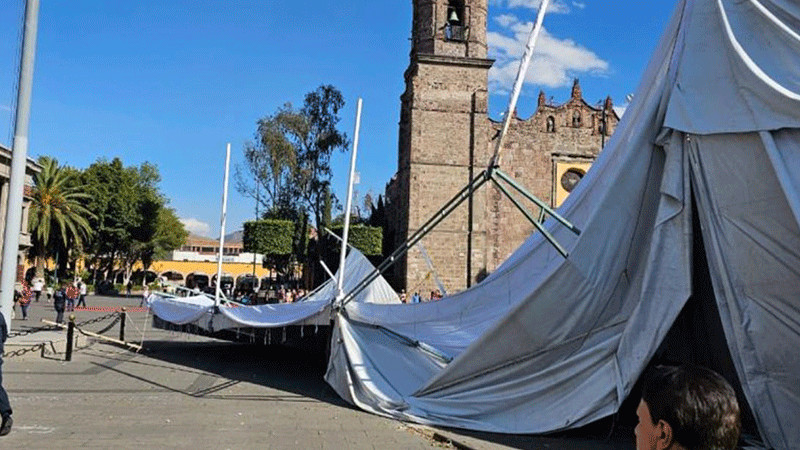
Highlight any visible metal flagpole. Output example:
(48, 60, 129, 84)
(488, 0, 550, 170)
(1, 0, 40, 322)
(335, 98, 362, 303)
(214, 143, 232, 308)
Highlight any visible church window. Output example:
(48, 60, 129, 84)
(546, 116, 556, 133)
(560, 168, 585, 193)
(572, 111, 582, 127)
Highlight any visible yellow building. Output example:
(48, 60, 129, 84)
(148, 234, 272, 284)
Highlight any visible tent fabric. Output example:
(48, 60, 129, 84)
(148, 249, 399, 331)
(325, 0, 800, 447)
(147, 294, 214, 326)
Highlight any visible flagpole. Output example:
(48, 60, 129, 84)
(335, 98, 363, 302)
(1, 0, 40, 322)
(214, 143, 231, 307)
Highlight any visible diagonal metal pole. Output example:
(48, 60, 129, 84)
(488, 0, 550, 171)
(489, 175, 568, 258)
(493, 168, 581, 235)
(339, 169, 490, 307)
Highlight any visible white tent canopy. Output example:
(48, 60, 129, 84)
(324, 0, 800, 447)
(148, 248, 399, 331)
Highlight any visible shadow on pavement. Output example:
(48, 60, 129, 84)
(109, 339, 349, 407)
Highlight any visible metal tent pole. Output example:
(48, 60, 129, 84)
(493, 168, 581, 235)
(489, 175, 568, 257)
(214, 143, 231, 308)
(335, 98, 363, 302)
(340, 169, 490, 307)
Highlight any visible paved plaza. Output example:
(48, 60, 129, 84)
(1, 294, 633, 449)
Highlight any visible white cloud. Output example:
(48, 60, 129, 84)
(572, 1, 586, 9)
(487, 15, 609, 94)
(613, 105, 627, 117)
(180, 217, 211, 237)
(0, 104, 11, 112)
(489, 0, 571, 14)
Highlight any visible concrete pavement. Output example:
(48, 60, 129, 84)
(1, 295, 634, 449)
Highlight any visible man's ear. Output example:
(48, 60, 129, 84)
(655, 419, 675, 450)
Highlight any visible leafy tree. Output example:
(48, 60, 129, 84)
(243, 219, 294, 278)
(138, 207, 188, 279)
(81, 158, 182, 284)
(28, 157, 94, 279)
(237, 85, 349, 285)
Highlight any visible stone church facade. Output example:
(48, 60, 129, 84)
(384, 0, 619, 294)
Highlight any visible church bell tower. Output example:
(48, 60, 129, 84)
(388, 0, 494, 293)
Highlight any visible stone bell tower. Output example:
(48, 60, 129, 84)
(386, 0, 495, 293)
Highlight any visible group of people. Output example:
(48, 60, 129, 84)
(400, 289, 444, 303)
(10, 279, 89, 324)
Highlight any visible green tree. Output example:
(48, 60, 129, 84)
(238, 85, 349, 285)
(81, 158, 179, 284)
(138, 207, 188, 279)
(28, 157, 94, 279)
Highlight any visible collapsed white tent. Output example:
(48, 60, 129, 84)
(148, 248, 399, 330)
(324, 0, 800, 447)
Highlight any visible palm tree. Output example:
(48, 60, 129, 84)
(28, 157, 94, 279)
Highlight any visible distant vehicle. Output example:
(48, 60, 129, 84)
(236, 274, 259, 294)
(185, 273, 210, 291)
(211, 273, 234, 295)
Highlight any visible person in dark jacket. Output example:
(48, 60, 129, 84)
(0, 312, 13, 436)
(53, 283, 67, 324)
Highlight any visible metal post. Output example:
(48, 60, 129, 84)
(341, 170, 490, 307)
(487, 0, 550, 169)
(467, 92, 476, 288)
(214, 144, 232, 308)
(490, 176, 568, 258)
(66, 314, 75, 361)
(0, 0, 40, 323)
(336, 98, 363, 302)
(493, 168, 581, 235)
(252, 180, 259, 277)
(119, 307, 126, 342)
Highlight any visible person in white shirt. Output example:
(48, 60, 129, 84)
(140, 285, 150, 307)
(76, 281, 88, 308)
(32, 277, 44, 302)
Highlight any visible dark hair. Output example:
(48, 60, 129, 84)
(641, 365, 741, 449)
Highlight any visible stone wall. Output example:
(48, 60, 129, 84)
(385, 0, 620, 295)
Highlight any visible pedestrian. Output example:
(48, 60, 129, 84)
(0, 311, 14, 436)
(45, 285, 53, 303)
(140, 285, 150, 307)
(635, 365, 740, 450)
(65, 282, 78, 312)
(399, 289, 407, 303)
(53, 283, 67, 324)
(18, 282, 32, 320)
(76, 281, 87, 308)
(412, 292, 421, 303)
(32, 277, 43, 302)
(126, 280, 132, 297)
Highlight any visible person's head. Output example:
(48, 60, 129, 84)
(635, 365, 740, 450)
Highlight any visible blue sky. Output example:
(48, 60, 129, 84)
(0, 0, 676, 237)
